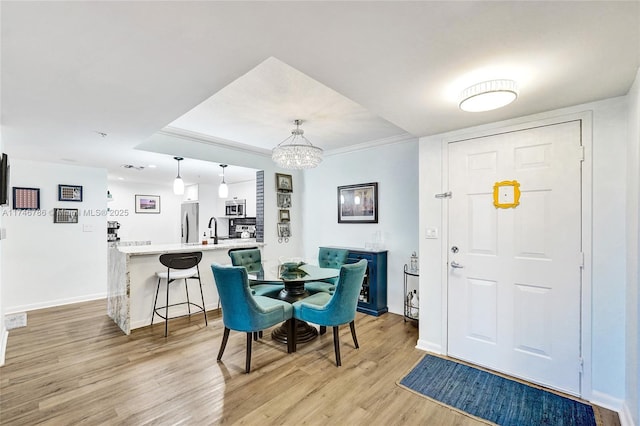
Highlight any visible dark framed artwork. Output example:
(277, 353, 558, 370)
(275, 173, 293, 192)
(279, 209, 290, 222)
(13, 187, 40, 210)
(0, 153, 9, 205)
(135, 194, 161, 214)
(53, 208, 79, 223)
(337, 182, 378, 224)
(58, 184, 83, 202)
(277, 192, 291, 208)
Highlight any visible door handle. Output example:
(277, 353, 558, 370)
(451, 261, 464, 269)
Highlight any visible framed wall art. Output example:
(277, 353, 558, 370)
(279, 209, 290, 222)
(275, 173, 293, 192)
(58, 184, 83, 202)
(53, 208, 79, 223)
(277, 192, 292, 209)
(13, 187, 40, 210)
(338, 182, 378, 224)
(135, 194, 161, 214)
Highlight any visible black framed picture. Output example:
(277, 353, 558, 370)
(58, 184, 83, 202)
(135, 194, 160, 214)
(53, 208, 79, 223)
(337, 182, 378, 223)
(13, 187, 40, 210)
(276, 173, 293, 192)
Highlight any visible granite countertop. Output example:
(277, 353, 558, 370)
(117, 239, 261, 255)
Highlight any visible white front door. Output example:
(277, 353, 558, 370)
(447, 120, 583, 395)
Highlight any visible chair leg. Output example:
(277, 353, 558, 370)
(349, 320, 359, 349)
(217, 327, 230, 361)
(320, 325, 327, 335)
(185, 278, 191, 315)
(253, 332, 259, 341)
(197, 275, 208, 326)
(333, 326, 341, 367)
(151, 277, 161, 326)
(164, 279, 170, 337)
(245, 332, 253, 373)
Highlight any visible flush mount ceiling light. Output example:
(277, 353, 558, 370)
(272, 119, 323, 170)
(459, 79, 519, 112)
(173, 157, 184, 195)
(218, 164, 229, 198)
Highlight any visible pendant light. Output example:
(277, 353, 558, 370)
(173, 157, 184, 195)
(272, 119, 323, 169)
(218, 164, 229, 198)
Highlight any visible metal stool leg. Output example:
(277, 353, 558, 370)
(151, 277, 161, 326)
(196, 269, 207, 326)
(164, 276, 170, 337)
(185, 278, 191, 315)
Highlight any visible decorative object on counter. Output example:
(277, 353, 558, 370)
(277, 222, 290, 243)
(278, 209, 290, 222)
(276, 192, 291, 208)
(12, 187, 40, 210)
(338, 182, 378, 223)
(173, 157, 184, 195)
(53, 208, 78, 223)
(403, 264, 419, 322)
(202, 232, 209, 245)
(364, 230, 384, 250)
(410, 251, 418, 272)
(135, 194, 160, 214)
(275, 173, 293, 192)
(279, 261, 308, 279)
(272, 119, 323, 169)
(218, 164, 229, 198)
(58, 184, 82, 202)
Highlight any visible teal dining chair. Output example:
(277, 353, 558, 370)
(211, 264, 295, 373)
(228, 247, 284, 298)
(292, 259, 367, 366)
(305, 247, 349, 294)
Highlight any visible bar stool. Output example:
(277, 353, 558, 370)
(151, 251, 207, 337)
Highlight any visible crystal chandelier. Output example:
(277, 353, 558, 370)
(272, 119, 323, 169)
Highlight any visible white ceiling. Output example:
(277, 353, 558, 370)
(2, 1, 639, 185)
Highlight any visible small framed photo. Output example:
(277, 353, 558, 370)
(58, 184, 83, 202)
(135, 194, 161, 214)
(338, 182, 378, 223)
(275, 173, 293, 192)
(277, 222, 291, 238)
(13, 187, 40, 210)
(279, 209, 290, 222)
(53, 208, 78, 223)
(277, 192, 291, 208)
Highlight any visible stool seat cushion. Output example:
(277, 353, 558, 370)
(156, 266, 198, 280)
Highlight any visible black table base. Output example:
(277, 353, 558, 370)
(272, 320, 318, 345)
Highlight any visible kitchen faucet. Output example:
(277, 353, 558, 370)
(208, 217, 218, 245)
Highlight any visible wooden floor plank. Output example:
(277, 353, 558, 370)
(0, 299, 620, 425)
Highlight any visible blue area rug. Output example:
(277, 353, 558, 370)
(399, 355, 596, 426)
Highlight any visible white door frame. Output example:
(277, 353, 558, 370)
(438, 111, 593, 399)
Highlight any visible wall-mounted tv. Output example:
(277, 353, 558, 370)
(0, 153, 9, 206)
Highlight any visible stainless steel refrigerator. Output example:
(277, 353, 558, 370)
(181, 202, 199, 244)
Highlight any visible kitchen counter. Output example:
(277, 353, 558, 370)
(107, 239, 262, 334)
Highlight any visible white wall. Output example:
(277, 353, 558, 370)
(301, 138, 420, 315)
(0, 123, 6, 366)
(625, 67, 640, 426)
(418, 97, 629, 407)
(2, 160, 107, 312)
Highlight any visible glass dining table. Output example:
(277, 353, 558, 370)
(247, 262, 339, 344)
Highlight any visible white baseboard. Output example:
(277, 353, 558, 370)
(5, 292, 107, 314)
(0, 327, 8, 367)
(416, 338, 442, 354)
(591, 390, 625, 417)
(619, 401, 636, 426)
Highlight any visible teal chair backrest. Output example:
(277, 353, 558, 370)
(211, 263, 284, 332)
(228, 248, 262, 273)
(318, 247, 349, 269)
(299, 259, 367, 327)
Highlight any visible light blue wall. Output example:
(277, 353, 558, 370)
(300, 138, 419, 315)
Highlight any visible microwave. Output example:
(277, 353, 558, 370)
(225, 199, 246, 217)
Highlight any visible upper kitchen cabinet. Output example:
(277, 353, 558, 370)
(183, 184, 199, 201)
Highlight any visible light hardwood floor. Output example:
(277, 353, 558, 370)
(1, 300, 620, 425)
